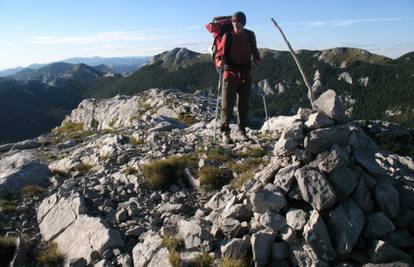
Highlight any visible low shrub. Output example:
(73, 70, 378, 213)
(142, 155, 196, 189)
(198, 167, 233, 190)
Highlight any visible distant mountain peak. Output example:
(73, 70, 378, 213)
(316, 47, 392, 68)
(150, 47, 202, 68)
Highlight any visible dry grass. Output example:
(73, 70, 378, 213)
(142, 155, 196, 189)
(220, 255, 248, 267)
(0, 200, 16, 213)
(177, 113, 199, 125)
(190, 253, 213, 267)
(123, 166, 139, 175)
(205, 146, 233, 163)
(52, 121, 93, 143)
(21, 185, 44, 198)
(169, 250, 181, 267)
(129, 136, 144, 145)
(232, 170, 254, 189)
(198, 167, 233, 190)
(162, 235, 185, 252)
(36, 242, 64, 266)
(76, 163, 94, 174)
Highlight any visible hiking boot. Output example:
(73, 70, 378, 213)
(236, 130, 250, 141)
(222, 132, 233, 145)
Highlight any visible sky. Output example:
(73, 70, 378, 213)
(0, 0, 413, 70)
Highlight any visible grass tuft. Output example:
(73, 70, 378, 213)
(162, 235, 185, 252)
(177, 113, 199, 125)
(190, 253, 214, 267)
(52, 121, 93, 143)
(169, 250, 181, 267)
(205, 146, 233, 163)
(36, 242, 64, 266)
(142, 155, 196, 190)
(198, 167, 233, 190)
(0, 200, 16, 213)
(220, 255, 248, 267)
(232, 170, 254, 189)
(21, 185, 44, 198)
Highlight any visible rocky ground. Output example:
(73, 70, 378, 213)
(0, 88, 413, 267)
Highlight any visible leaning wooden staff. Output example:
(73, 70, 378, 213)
(271, 18, 316, 110)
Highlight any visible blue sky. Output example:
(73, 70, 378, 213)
(0, 0, 413, 70)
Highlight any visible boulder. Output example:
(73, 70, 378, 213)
(364, 212, 395, 237)
(375, 181, 399, 219)
(147, 247, 172, 267)
(303, 210, 336, 261)
(327, 199, 365, 255)
(352, 178, 375, 213)
(295, 166, 336, 210)
(328, 167, 359, 201)
(177, 219, 213, 250)
(304, 125, 350, 154)
(286, 209, 308, 231)
(318, 144, 349, 174)
(305, 112, 335, 130)
(259, 211, 287, 232)
(132, 231, 163, 267)
(313, 89, 346, 123)
(369, 240, 412, 264)
(273, 138, 299, 156)
(384, 229, 414, 248)
(54, 215, 123, 265)
(249, 188, 287, 213)
(260, 115, 301, 133)
(274, 161, 300, 192)
(271, 242, 290, 261)
(254, 161, 281, 184)
(220, 238, 251, 258)
(251, 231, 275, 266)
(0, 151, 50, 198)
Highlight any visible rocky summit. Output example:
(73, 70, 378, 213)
(0, 88, 413, 267)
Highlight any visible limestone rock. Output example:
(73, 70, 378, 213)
(364, 212, 395, 237)
(305, 125, 350, 154)
(305, 112, 334, 130)
(132, 231, 162, 267)
(318, 144, 349, 174)
(303, 210, 336, 261)
(220, 238, 251, 258)
(375, 181, 399, 219)
(259, 211, 287, 232)
(369, 240, 412, 264)
(295, 166, 336, 210)
(177, 219, 213, 250)
(286, 209, 308, 231)
(274, 161, 300, 192)
(250, 188, 287, 213)
(251, 231, 275, 266)
(327, 199, 365, 255)
(0, 151, 50, 198)
(313, 89, 346, 123)
(328, 167, 359, 201)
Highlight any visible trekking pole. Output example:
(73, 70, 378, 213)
(270, 18, 315, 110)
(259, 85, 271, 132)
(213, 64, 224, 144)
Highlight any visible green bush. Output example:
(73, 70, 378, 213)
(198, 167, 233, 190)
(36, 242, 64, 266)
(142, 155, 196, 189)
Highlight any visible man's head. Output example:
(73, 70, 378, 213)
(232, 11, 246, 33)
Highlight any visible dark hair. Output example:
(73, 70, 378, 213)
(232, 11, 246, 26)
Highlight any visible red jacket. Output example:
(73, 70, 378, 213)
(222, 29, 260, 86)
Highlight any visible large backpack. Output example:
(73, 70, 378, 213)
(205, 16, 233, 68)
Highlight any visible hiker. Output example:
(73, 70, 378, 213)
(220, 11, 261, 144)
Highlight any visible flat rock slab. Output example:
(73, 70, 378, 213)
(0, 151, 50, 197)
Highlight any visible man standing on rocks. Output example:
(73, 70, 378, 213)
(220, 11, 261, 144)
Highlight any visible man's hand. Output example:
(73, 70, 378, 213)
(254, 58, 262, 64)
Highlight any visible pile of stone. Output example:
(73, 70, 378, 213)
(132, 89, 413, 266)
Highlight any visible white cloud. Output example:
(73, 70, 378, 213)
(32, 31, 166, 45)
(307, 17, 404, 27)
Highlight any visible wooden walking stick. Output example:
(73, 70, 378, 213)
(271, 18, 315, 110)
